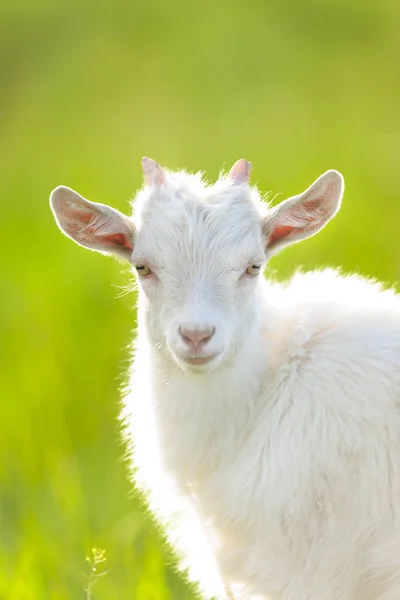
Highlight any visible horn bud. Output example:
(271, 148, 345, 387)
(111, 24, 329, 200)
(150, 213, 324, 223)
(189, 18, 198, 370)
(142, 157, 166, 187)
(229, 159, 252, 184)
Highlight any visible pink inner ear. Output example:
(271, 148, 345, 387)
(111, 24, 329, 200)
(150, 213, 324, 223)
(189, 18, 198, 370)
(73, 209, 92, 224)
(101, 232, 133, 249)
(268, 195, 325, 246)
(268, 224, 296, 246)
(63, 208, 92, 238)
(67, 207, 132, 250)
(302, 196, 324, 214)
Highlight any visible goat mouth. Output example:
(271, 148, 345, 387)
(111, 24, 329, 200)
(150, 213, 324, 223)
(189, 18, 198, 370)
(183, 355, 216, 365)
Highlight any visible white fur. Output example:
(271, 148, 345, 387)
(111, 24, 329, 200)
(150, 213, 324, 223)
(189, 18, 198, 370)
(50, 164, 400, 600)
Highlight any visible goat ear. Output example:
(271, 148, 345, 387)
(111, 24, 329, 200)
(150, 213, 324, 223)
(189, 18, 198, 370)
(142, 157, 166, 187)
(50, 186, 135, 260)
(262, 170, 344, 256)
(229, 159, 252, 184)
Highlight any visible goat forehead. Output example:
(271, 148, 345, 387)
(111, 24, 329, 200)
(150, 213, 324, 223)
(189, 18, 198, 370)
(135, 200, 262, 267)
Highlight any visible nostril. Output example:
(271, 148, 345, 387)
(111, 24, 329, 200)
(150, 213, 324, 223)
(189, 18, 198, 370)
(179, 326, 216, 347)
(179, 327, 192, 345)
(197, 327, 215, 345)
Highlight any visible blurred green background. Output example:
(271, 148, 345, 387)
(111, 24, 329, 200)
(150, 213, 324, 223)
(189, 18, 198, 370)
(1, 0, 400, 598)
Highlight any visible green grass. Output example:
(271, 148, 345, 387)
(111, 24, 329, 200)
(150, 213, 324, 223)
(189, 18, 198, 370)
(1, 0, 400, 597)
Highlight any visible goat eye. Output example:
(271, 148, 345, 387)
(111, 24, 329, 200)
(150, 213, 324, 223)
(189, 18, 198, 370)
(135, 264, 152, 277)
(246, 264, 261, 276)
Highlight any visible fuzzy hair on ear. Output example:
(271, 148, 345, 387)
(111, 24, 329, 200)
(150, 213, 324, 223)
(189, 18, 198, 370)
(263, 170, 344, 256)
(50, 186, 135, 260)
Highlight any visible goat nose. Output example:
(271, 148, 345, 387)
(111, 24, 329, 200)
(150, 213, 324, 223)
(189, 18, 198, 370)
(179, 326, 215, 349)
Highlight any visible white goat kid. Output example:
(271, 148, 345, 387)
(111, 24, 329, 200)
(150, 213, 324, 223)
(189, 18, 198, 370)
(50, 158, 400, 600)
